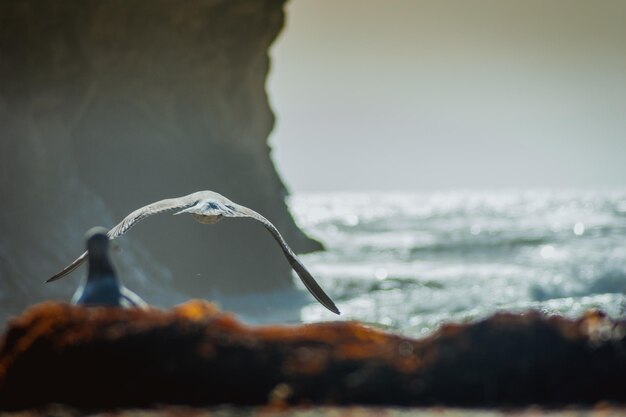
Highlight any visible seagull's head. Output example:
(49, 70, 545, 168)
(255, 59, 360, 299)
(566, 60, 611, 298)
(85, 227, 111, 258)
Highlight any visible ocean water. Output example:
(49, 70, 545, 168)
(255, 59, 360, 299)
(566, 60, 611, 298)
(289, 189, 626, 337)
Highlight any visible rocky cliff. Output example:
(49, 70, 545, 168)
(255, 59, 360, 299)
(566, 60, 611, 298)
(0, 0, 320, 318)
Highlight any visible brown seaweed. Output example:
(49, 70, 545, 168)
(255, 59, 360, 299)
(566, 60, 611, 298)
(1, 301, 625, 410)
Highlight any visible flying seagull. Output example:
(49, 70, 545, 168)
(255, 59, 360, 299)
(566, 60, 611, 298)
(48, 191, 340, 315)
(72, 226, 148, 308)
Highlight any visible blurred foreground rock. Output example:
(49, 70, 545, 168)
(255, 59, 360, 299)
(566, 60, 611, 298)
(1, 302, 626, 410)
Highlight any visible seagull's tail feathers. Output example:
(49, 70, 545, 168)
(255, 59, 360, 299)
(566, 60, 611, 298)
(46, 251, 88, 283)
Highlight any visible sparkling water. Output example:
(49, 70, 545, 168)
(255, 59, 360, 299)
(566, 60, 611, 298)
(290, 189, 626, 337)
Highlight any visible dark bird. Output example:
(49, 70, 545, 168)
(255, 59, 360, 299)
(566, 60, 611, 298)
(49, 191, 340, 314)
(72, 227, 147, 308)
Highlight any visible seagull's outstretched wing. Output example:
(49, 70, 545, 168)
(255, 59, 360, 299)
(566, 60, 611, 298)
(108, 197, 198, 239)
(176, 201, 341, 315)
(48, 251, 89, 283)
(46, 191, 340, 315)
(46, 196, 197, 283)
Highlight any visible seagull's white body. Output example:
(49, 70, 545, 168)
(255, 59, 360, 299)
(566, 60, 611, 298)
(73, 227, 148, 308)
(49, 191, 339, 314)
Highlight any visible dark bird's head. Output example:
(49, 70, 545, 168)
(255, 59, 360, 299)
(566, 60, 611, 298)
(85, 227, 111, 259)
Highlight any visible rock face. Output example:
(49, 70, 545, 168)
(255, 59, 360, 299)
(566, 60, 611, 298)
(0, 0, 320, 316)
(1, 303, 626, 409)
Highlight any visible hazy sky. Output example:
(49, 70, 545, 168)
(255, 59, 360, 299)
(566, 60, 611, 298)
(267, 0, 626, 192)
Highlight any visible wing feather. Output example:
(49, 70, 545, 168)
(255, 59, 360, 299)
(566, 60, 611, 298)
(227, 204, 340, 315)
(108, 197, 196, 238)
(46, 196, 197, 283)
(47, 191, 340, 315)
(46, 251, 88, 283)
